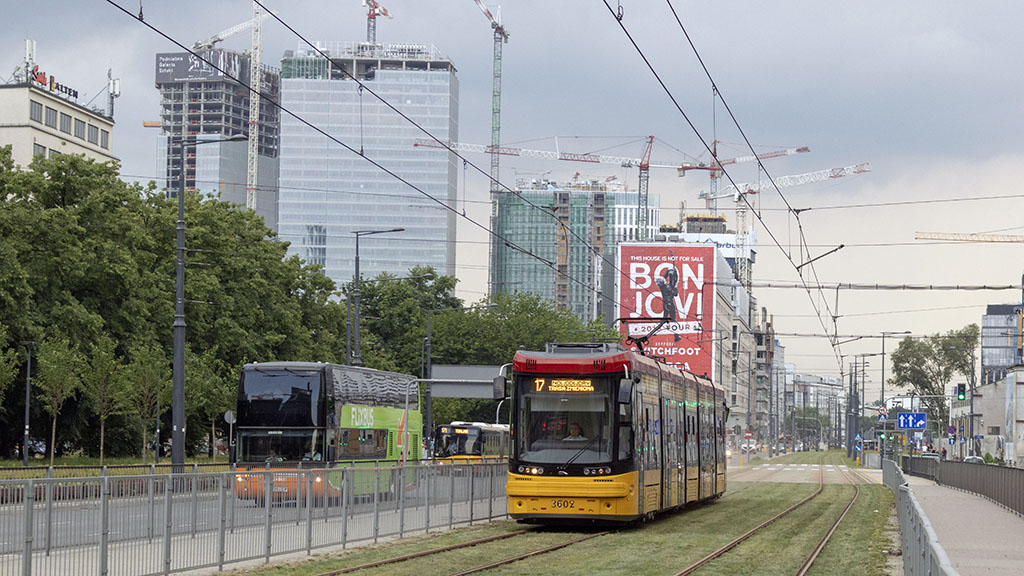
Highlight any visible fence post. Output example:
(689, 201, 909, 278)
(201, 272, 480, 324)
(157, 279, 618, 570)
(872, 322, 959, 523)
(217, 473, 226, 571)
(399, 466, 405, 538)
(425, 466, 431, 533)
(190, 468, 198, 537)
(100, 476, 110, 576)
(488, 464, 494, 519)
(147, 475, 155, 540)
(163, 477, 173, 576)
(373, 466, 380, 544)
(44, 474, 53, 555)
(305, 473, 313, 555)
(264, 471, 272, 564)
(22, 479, 34, 576)
(341, 469, 349, 549)
(469, 465, 476, 525)
(448, 466, 454, 529)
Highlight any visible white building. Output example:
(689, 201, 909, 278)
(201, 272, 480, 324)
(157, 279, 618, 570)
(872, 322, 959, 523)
(0, 82, 115, 167)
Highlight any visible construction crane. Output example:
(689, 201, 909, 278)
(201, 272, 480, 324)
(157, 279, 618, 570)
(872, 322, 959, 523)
(711, 162, 871, 288)
(246, 1, 262, 211)
(192, 13, 270, 51)
(470, 1, 510, 294)
(414, 137, 713, 241)
(362, 0, 392, 44)
(915, 232, 1024, 243)
(686, 141, 811, 213)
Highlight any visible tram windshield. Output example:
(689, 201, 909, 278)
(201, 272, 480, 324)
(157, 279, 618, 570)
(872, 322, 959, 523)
(514, 376, 613, 465)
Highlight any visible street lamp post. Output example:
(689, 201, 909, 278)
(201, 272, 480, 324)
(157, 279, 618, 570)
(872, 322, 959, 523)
(880, 330, 911, 406)
(172, 134, 247, 470)
(351, 228, 404, 367)
(19, 341, 35, 467)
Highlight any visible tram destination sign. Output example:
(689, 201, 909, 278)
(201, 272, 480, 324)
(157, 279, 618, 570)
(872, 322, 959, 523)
(534, 378, 595, 393)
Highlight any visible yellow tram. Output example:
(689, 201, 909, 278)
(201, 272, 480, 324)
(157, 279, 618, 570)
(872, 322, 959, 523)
(506, 343, 727, 523)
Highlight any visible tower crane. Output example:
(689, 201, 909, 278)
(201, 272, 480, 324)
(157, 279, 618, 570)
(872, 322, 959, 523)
(470, 1, 510, 294)
(914, 232, 1024, 243)
(710, 162, 871, 289)
(362, 1, 392, 44)
(684, 141, 811, 213)
(192, 13, 270, 51)
(246, 1, 262, 211)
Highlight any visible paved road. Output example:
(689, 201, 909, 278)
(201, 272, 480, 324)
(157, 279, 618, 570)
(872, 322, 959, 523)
(906, 474, 1024, 575)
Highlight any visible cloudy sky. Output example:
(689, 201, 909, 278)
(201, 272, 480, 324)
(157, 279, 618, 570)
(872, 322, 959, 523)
(5, 1, 1024, 402)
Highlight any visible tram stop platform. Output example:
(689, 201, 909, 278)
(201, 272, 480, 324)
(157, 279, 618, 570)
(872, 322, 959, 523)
(904, 474, 1024, 575)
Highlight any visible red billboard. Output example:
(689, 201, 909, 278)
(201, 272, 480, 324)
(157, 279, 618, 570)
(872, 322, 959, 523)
(616, 244, 717, 379)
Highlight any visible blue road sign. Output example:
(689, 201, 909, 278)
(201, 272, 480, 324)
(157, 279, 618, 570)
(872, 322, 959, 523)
(897, 412, 927, 430)
(948, 425, 956, 434)
(854, 433, 862, 441)
(854, 444, 862, 452)
(948, 437, 955, 445)
(878, 414, 886, 422)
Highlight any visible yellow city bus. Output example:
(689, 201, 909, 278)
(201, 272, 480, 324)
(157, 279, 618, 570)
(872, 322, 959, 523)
(433, 422, 510, 464)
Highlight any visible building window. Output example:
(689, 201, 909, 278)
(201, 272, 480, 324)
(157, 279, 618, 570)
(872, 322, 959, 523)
(74, 119, 86, 139)
(45, 107, 57, 128)
(100, 130, 109, 150)
(87, 124, 99, 145)
(988, 426, 1000, 435)
(59, 113, 72, 134)
(33, 143, 46, 157)
(30, 100, 43, 123)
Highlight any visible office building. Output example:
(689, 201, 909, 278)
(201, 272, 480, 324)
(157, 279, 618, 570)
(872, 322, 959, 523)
(1, 59, 115, 167)
(277, 42, 458, 284)
(981, 303, 1021, 386)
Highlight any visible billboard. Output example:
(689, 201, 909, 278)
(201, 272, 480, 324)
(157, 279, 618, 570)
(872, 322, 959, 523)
(617, 243, 717, 379)
(155, 50, 245, 83)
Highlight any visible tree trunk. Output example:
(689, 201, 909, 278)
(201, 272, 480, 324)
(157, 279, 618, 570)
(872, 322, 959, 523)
(99, 418, 106, 466)
(141, 427, 148, 465)
(49, 414, 57, 468)
(210, 419, 215, 461)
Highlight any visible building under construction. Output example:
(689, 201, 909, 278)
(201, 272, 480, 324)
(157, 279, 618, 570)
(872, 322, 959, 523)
(154, 48, 280, 228)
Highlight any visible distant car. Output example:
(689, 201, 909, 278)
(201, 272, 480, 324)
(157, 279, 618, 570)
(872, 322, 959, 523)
(919, 452, 941, 461)
(962, 455, 985, 464)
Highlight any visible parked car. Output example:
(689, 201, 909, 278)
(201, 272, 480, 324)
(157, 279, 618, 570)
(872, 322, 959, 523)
(919, 452, 941, 462)
(962, 455, 985, 464)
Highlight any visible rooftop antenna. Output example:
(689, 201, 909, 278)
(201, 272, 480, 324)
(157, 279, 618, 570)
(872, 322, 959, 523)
(107, 69, 121, 119)
(12, 39, 36, 84)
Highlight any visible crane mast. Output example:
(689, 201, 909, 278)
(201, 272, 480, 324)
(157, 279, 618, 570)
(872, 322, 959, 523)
(363, 1, 392, 44)
(246, 1, 261, 211)
(636, 135, 654, 241)
(472, 1, 510, 295)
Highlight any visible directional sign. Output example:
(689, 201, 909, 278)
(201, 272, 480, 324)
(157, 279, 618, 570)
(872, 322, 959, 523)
(854, 444, 862, 452)
(897, 412, 927, 430)
(949, 437, 955, 445)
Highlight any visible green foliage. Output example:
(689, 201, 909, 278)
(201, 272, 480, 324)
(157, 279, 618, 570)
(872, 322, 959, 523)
(34, 335, 83, 465)
(82, 336, 129, 463)
(889, 324, 979, 434)
(124, 343, 169, 461)
(0, 324, 18, 407)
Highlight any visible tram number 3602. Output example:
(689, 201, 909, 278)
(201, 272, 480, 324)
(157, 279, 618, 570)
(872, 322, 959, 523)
(551, 499, 575, 509)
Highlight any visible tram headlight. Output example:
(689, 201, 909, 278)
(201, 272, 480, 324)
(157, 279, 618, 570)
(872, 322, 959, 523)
(315, 476, 322, 483)
(518, 466, 526, 473)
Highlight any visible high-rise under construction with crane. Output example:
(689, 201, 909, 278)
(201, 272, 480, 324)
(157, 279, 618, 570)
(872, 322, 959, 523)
(276, 41, 458, 286)
(154, 45, 281, 229)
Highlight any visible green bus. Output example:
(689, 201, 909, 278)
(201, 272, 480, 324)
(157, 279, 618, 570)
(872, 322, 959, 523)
(233, 362, 421, 502)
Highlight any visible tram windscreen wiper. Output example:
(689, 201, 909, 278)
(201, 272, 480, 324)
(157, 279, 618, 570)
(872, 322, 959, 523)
(558, 435, 600, 472)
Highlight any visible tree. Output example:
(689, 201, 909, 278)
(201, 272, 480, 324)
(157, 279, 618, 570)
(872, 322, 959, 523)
(186, 348, 234, 459)
(889, 324, 979, 436)
(34, 336, 83, 465)
(0, 324, 18, 408)
(82, 336, 129, 464)
(125, 343, 169, 462)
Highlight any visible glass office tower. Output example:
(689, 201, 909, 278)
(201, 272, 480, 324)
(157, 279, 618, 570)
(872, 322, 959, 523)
(278, 42, 458, 285)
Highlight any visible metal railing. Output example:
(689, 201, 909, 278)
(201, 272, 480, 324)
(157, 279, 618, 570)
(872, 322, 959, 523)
(935, 460, 1024, 516)
(0, 462, 507, 576)
(0, 463, 232, 481)
(882, 459, 957, 576)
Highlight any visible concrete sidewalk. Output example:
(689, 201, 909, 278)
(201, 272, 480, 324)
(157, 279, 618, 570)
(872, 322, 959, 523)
(905, 474, 1024, 575)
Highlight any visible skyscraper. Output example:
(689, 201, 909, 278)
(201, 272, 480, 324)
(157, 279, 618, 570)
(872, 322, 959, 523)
(277, 42, 458, 285)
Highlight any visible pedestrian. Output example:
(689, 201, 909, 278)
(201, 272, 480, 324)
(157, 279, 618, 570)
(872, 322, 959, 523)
(941, 447, 947, 460)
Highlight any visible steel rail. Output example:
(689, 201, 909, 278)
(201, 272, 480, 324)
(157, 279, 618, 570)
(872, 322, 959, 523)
(674, 459, 826, 576)
(794, 458, 862, 576)
(311, 529, 530, 576)
(446, 531, 611, 576)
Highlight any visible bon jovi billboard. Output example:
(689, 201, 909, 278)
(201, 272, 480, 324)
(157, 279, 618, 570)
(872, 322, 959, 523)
(616, 243, 717, 379)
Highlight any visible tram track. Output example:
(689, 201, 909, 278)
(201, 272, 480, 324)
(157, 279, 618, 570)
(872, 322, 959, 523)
(675, 455, 866, 576)
(309, 527, 610, 576)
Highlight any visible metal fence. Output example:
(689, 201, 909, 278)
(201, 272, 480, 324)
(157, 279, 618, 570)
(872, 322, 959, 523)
(0, 463, 232, 481)
(882, 459, 957, 576)
(0, 462, 507, 576)
(901, 456, 1023, 517)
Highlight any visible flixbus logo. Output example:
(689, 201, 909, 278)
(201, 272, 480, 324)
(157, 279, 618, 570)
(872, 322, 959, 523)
(351, 407, 374, 428)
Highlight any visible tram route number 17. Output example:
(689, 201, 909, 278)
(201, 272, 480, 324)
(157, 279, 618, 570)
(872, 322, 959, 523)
(552, 499, 575, 509)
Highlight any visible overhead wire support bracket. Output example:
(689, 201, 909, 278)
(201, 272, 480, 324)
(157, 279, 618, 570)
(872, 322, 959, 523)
(796, 244, 845, 272)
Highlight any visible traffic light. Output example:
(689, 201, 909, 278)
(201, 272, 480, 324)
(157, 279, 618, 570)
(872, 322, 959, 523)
(879, 432, 887, 440)
(956, 384, 966, 401)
